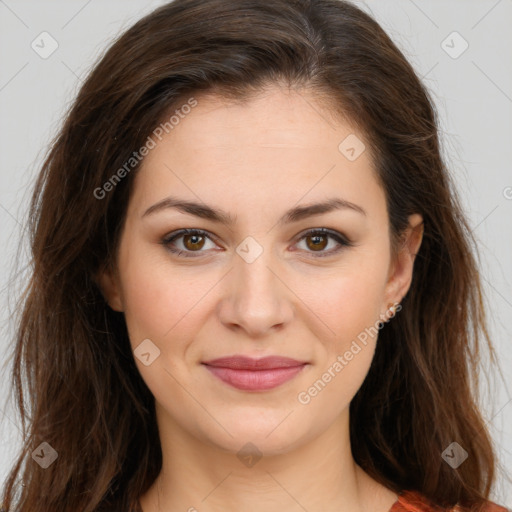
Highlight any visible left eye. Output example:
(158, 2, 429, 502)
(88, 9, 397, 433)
(161, 228, 351, 258)
(294, 228, 351, 256)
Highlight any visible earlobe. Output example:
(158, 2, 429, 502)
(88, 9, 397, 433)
(94, 263, 124, 312)
(384, 213, 424, 306)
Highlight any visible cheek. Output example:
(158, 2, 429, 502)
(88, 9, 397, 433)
(297, 259, 389, 344)
(120, 266, 179, 346)
(116, 251, 215, 403)
(296, 251, 389, 392)
(294, 269, 386, 417)
(117, 236, 190, 334)
(117, 242, 224, 363)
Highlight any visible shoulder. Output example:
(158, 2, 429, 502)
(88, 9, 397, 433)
(390, 490, 510, 512)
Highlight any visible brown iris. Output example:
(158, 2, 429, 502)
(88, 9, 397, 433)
(306, 233, 328, 251)
(183, 233, 206, 251)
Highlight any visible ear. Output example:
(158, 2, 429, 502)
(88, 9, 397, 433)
(94, 263, 124, 312)
(383, 213, 424, 308)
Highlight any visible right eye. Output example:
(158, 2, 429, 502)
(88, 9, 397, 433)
(161, 228, 220, 258)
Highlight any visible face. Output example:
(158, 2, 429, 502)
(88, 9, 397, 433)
(99, 84, 423, 456)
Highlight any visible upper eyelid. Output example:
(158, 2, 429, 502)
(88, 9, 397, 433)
(163, 228, 216, 244)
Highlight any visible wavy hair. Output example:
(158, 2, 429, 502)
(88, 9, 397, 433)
(1, 0, 501, 510)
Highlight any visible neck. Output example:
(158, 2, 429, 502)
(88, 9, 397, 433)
(139, 405, 398, 512)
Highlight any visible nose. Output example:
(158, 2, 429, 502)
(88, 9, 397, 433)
(216, 245, 294, 338)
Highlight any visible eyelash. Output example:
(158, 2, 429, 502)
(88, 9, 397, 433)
(161, 228, 353, 259)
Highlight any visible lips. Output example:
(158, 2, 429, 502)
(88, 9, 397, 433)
(202, 356, 308, 391)
(203, 355, 306, 370)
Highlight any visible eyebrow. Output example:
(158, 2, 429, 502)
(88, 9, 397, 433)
(142, 195, 366, 225)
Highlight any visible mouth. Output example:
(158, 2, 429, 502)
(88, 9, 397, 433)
(201, 355, 308, 391)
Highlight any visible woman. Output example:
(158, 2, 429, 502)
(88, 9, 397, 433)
(1, 0, 508, 511)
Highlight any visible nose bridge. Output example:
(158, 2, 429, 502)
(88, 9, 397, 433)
(237, 243, 276, 299)
(235, 238, 280, 311)
(218, 235, 293, 335)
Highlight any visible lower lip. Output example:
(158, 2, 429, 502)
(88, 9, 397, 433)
(203, 364, 307, 391)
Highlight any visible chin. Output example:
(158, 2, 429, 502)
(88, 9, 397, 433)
(200, 410, 318, 457)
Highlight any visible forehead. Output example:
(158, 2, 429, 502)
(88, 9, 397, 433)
(164, 86, 355, 149)
(130, 85, 385, 222)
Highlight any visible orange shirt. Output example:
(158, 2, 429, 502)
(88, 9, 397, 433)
(5, 491, 495, 511)
(130, 490, 509, 511)
(391, 490, 509, 512)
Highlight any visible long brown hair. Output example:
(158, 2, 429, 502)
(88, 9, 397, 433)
(1, 0, 502, 510)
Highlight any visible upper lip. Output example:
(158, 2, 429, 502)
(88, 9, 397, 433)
(202, 356, 307, 370)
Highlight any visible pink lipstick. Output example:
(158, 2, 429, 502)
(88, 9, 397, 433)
(202, 356, 307, 391)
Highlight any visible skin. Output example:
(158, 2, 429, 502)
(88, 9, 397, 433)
(99, 83, 424, 512)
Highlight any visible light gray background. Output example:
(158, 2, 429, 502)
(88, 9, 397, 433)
(1, 0, 511, 507)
